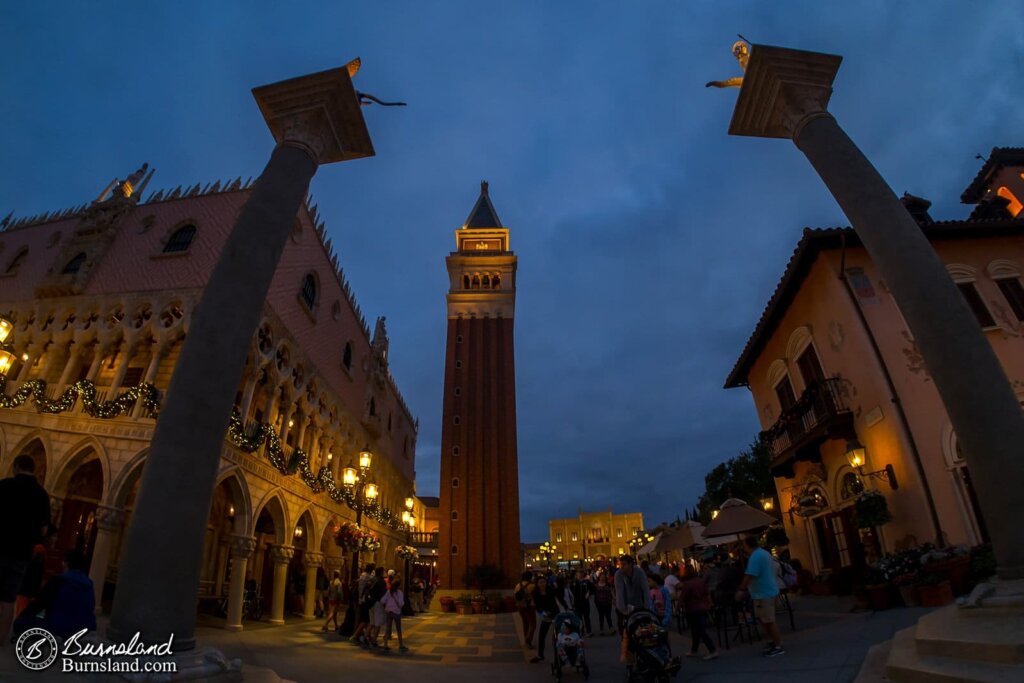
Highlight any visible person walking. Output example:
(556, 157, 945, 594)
(322, 570, 343, 632)
(679, 565, 717, 660)
(593, 572, 615, 635)
(380, 578, 408, 652)
(736, 535, 784, 657)
(348, 563, 375, 646)
(515, 571, 537, 648)
(0, 454, 51, 647)
(529, 576, 561, 663)
(366, 566, 387, 648)
(567, 569, 594, 637)
(614, 555, 651, 635)
(408, 575, 424, 613)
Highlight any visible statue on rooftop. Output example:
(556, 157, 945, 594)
(705, 40, 751, 89)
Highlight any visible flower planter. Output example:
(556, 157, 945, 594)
(439, 597, 456, 613)
(898, 585, 921, 608)
(470, 601, 485, 614)
(923, 556, 971, 596)
(917, 580, 954, 607)
(456, 603, 468, 615)
(866, 584, 892, 611)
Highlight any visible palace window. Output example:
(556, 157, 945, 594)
(956, 282, 996, 328)
(796, 344, 825, 388)
(996, 277, 1024, 322)
(451, 511, 459, 521)
(616, 528, 623, 538)
(451, 545, 459, 555)
(453, 415, 460, 425)
(492, 274, 501, 289)
(163, 224, 196, 253)
(632, 528, 640, 537)
(570, 532, 578, 542)
(456, 335, 463, 344)
(300, 273, 318, 310)
(61, 252, 87, 275)
(454, 387, 462, 396)
(555, 533, 563, 543)
(5, 248, 28, 274)
(452, 478, 459, 488)
(463, 275, 470, 289)
(455, 360, 463, 369)
(452, 446, 460, 456)
(342, 341, 353, 371)
(774, 375, 797, 412)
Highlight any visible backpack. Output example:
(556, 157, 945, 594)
(514, 582, 531, 608)
(359, 578, 376, 606)
(779, 560, 798, 588)
(330, 579, 344, 601)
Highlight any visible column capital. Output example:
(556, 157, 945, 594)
(270, 544, 296, 565)
(323, 555, 345, 572)
(728, 44, 842, 140)
(303, 552, 324, 570)
(252, 64, 375, 165)
(94, 504, 125, 532)
(229, 535, 257, 559)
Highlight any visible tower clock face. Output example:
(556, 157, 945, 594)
(460, 238, 503, 252)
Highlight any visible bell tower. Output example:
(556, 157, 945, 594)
(437, 181, 521, 589)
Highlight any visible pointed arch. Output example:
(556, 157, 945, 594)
(52, 435, 110, 500)
(214, 467, 253, 536)
(253, 489, 290, 546)
(319, 513, 344, 556)
(294, 507, 317, 552)
(109, 448, 149, 509)
(5, 429, 54, 487)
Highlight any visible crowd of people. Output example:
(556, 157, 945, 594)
(334, 563, 436, 653)
(516, 534, 793, 665)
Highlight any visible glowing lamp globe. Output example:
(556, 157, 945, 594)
(845, 438, 866, 469)
(0, 348, 15, 376)
(358, 447, 373, 470)
(364, 482, 379, 500)
(0, 317, 12, 343)
(342, 467, 357, 486)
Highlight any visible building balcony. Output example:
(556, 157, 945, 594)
(410, 531, 437, 548)
(760, 377, 855, 478)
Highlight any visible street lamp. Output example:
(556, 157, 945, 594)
(0, 314, 16, 377)
(761, 496, 775, 512)
(401, 496, 416, 616)
(338, 445, 377, 636)
(845, 438, 899, 490)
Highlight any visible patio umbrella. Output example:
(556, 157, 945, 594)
(703, 497, 777, 537)
(638, 520, 709, 555)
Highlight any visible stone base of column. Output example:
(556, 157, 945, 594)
(224, 624, 244, 633)
(267, 619, 285, 626)
(857, 578, 1024, 682)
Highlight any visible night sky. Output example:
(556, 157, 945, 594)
(2, 2, 1021, 541)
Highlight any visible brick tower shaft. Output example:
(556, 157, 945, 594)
(437, 181, 521, 589)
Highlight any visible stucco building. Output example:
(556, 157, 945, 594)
(0, 166, 420, 629)
(725, 149, 1024, 586)
(437, 182, 522, 589)
(548, 510, 645, 566)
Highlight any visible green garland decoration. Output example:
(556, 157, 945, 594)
(226, 410, 403, 532)
(0, 374, 401, 532)
(0, 377, 160, 418)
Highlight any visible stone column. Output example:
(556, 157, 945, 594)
(108, 340, 135, 394)
(16, 343, 37, 382)
(108, 63, 376, 650)
(261, 385, 279, 427)
(213, 541, 230, 599)
(726, 44, 1024, 578)
(225, 535, 256, 632)
(88, 505, 125, 609)
(268, 545, 295, 625)
(85, 343, 109, 382)
(302, 552, 324, 620)
(278, 403, 296, 444)
(294, 412, 309, 456)
(131, 346, 165, 418)
(56, 347, 82, 390)
(237, 373, 259, 423)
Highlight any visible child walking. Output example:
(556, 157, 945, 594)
(381, 578, 408, 653)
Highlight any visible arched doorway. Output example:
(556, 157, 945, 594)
(51, 451, 104, 576)
(201, 479, 243, 604)
(9, 437, 47, 486)
(253, 495, 287, 622)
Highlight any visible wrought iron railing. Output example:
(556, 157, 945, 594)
(761, 377, 850, 458)
(410, 531, 438, 547)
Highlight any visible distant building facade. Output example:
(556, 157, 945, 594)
(725, 149, 1024, 588)
(437, 182, 521, 589)
(548, 510, 645, 565)
(0, 167, 419, 628)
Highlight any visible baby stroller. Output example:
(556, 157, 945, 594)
(624, 609, 681, 683)
(551, 611, 590, 680)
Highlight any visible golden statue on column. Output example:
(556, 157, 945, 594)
(705, 40, 750, 89)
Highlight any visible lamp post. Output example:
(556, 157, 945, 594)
(337, 446, 376, 637)
(539, 541, 556, 571)
(401, 497, 416, 616)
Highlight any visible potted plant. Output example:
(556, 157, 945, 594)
(456, 593, 473, 615)
(916, 573, 954, 607)
(439, 596, 456, 613)
(863, 567, 892, 610)
(921, 545, 971, 595)
(853, 490, 893, 530)
(470, 594, 486, 614)
(892, 572, 921, 607)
